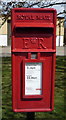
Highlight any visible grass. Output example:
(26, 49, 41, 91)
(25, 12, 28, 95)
(2, 56, 65, 120)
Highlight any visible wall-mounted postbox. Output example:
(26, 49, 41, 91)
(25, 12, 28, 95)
(11, 8, 56, 112)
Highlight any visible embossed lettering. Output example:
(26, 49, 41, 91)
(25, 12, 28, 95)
(36, 15, 50, 20)
(17, 15, 35, 20)
(16, 15, 51, 21)
(30, 38, 37, 44)
(23, 38, 29, 48)
(39, 38, 46, 49)
(23, 38, 47, 49)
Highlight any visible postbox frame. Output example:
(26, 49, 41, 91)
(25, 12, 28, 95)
(11, 8, 57, 112)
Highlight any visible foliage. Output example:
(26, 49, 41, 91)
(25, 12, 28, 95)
(0, 0, 66, 28)
(2, 56, 65, 120)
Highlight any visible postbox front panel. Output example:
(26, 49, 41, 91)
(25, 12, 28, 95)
(11, 8, 56, 112)
(13, 27, 53, 49)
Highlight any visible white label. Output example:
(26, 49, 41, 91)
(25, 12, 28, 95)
(25, 62, 42, 95)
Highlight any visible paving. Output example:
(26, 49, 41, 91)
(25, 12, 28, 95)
(0, 46, 66, 57)
(56, 46, 65, 56)
(0, 46, 11, 57)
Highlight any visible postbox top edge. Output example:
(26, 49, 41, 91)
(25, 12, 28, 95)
(11, 8, 57, 13)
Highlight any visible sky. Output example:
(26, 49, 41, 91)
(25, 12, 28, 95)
(1, 0, 66, 2)
(0, 0, 66, 17)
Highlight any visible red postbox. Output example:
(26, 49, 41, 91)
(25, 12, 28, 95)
(11, 8, 56, 112)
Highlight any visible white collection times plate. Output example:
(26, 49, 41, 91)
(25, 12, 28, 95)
(25, 62, 42, 95)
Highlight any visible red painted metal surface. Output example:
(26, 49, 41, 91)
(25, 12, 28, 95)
(11, 8, 56, 112)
